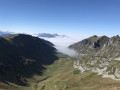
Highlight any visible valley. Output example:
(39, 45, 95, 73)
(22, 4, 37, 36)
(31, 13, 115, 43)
(6, 53, 120, 90)
(1, 34, 120, 90)
(0, 0, 119, 89)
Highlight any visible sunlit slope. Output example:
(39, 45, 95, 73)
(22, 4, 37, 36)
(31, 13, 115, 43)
(12, 55, 120, 90)
(69, 35, 120, 79)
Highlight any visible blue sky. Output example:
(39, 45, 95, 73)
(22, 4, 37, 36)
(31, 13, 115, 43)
(0, 0, 120, 36)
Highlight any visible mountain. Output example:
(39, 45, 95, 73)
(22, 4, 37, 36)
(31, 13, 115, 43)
(69, 35, 110, 57)
(0, 34, 58, 87)
(69, 35, 120, 79)
(0, 31, 12, 37)
(1, 34, 120, 90)
(36, 33, 67, 38)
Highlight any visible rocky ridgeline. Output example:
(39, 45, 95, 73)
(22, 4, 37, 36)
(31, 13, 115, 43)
(69, 35, 120, 80)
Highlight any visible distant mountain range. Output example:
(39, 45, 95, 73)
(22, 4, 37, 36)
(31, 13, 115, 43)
(0, 31, 12, 37)
(0, 31, 68, 38)
(36, 33, 67, 38)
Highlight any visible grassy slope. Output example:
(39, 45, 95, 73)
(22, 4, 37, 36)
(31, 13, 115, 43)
(3, 54, 120, 90)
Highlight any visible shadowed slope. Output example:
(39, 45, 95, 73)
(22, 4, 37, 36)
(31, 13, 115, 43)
(0, 34, 58, 86)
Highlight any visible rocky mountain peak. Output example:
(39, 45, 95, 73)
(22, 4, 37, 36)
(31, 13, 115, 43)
(70, 35, 120, 80)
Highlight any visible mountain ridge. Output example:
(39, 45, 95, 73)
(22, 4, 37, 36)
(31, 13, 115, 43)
(0, 34, 58, 86)
(69, 35, 120, 79)
(36, 33, 67, 38)
(0, 31, 12, 37)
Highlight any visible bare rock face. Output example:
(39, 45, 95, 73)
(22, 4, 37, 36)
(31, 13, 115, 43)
(70, 35, 110, 57)
(70, 35, 120, 80)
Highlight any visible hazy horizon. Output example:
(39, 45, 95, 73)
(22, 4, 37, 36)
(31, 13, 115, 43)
(0, 0, 120, 56)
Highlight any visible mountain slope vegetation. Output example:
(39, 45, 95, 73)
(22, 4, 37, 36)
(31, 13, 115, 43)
(0, 34, 58, 88)
(7, 54, 120, 90)
(69, 35, 120, 79)
(1, 34, 120, 90)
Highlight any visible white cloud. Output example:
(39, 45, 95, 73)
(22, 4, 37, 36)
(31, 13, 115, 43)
(38, 35, 87, 57)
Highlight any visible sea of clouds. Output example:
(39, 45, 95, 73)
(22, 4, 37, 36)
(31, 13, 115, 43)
(38, 35, 87, 57)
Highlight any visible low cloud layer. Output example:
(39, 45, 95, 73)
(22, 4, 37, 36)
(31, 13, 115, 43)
(38, 35, 87, 57)
(55, 45, 78, 57)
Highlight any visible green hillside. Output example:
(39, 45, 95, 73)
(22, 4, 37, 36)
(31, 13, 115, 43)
(6, 53, 120, 90)
(0, 34, 57, 88)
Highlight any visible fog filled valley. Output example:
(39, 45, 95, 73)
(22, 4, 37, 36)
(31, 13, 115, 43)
(1, 0, 120, 89)
(0, 32, 120, 90)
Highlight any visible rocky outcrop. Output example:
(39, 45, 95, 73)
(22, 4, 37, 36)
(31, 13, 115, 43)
(70, 35, 120, 80)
